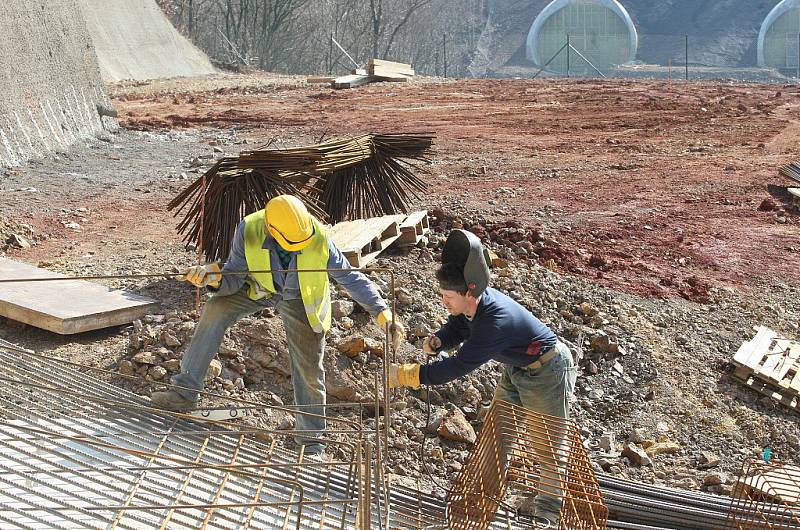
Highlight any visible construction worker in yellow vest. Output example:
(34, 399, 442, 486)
(151, 194, 404, 455)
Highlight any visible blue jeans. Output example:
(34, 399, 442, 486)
(172, 288, 326, 453)
(493, 340, 577, 521)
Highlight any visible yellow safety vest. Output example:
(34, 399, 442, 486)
(242, 211, 331, 333)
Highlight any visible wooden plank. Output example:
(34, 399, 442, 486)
(0, 258, 159, 335)
(395, 210, 430, 246)
(758, 337, 793, 381)
(733, 326, 776, 370)
(332, 74, 373, 89)
(367, 58, 414, 75)
(306, 76, 335, 84)
(370, 65, 415, 78)
(789, 360, 800, 393)
(734, 373, 799, 413)
(373, 74, 410, 83)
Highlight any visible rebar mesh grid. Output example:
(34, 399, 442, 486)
(0, 342, 393, 530)
(727, 458, 800, 530)
(446, 400, 607, 530)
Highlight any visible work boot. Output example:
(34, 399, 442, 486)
(150, 390, 198, 412)
(532, 515, 557, 529)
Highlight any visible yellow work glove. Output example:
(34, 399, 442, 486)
(376, 309, 405, 351)
(181, 263, 222, 288)
(388, 363, 421, 389)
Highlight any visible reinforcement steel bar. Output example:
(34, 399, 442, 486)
(0, 341, 529, 530)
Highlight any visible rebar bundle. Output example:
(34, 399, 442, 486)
(447, 400, 608, 530)
(779, 162, 800, 185)
(168, 133, 433, 261)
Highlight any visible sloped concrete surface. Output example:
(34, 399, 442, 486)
(0, 0, 115, 168)
(79, 0, 216, 81)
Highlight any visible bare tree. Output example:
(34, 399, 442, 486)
(159, 0, 487, 77)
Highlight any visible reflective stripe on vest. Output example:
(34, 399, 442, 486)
(242, 211, 331, 333)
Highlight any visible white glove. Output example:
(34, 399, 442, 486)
(181, 263, 221, 288)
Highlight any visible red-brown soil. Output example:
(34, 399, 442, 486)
(113, 76, 800, 301)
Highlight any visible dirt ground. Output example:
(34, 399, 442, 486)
(111, 73, 800, 301)
(2, 73, 800, 502)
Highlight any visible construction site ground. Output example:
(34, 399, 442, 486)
(2, 73, 800, 503)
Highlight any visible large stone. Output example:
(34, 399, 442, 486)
(622, 443, 652, 466)
(336, 337, 366, 357)
(438, 409, 476, 444)
(204, 359, 222, 382)
(131, 351, 158, 365)
(161, 359, 181, 372)
(645, 441, 681, 457)
(118, 359, 135, 376)
(331, 300, 355, 319)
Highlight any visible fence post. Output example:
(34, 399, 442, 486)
(566, 34, 570, 77)
(443, 33, 448, 78)
(685, 34, 689, 81)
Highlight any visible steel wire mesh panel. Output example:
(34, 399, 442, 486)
(0, 345, 371, 530)
(447, 400, 607, 530)
(727, 458, 800, 530)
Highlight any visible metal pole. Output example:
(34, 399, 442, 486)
(568, 43, 606, 78)
(685, 34, 689, 81)
(331, 36, 360, 69)
(566, 35, 570, 77)
(532, 42, 569, 80)
(797, 32, 799, 80)
(443, 33, 448, 78)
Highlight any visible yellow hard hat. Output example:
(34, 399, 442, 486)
(264, 195, 315, 251)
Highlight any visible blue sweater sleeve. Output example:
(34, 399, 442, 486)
(434, 315, 470, 351)
(326, 239, 388, 316)
(420, 322, 505, 385)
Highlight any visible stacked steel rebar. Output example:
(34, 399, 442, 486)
(779, 162, 800, 185)
(168, 133, 433, 261)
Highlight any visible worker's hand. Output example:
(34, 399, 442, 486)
(423, 335, 442, 356)
(377, 309, 405, 351)
(388, 363, 421, 389)
(181, 263, 222, 288)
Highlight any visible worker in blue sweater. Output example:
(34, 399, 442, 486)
(388, 229, 577, 528)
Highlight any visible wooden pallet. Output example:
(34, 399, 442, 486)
(732, 326, 800, 412)
(328, 217, 401, 268)
(387, 210, 430, 247)
(328, 210, 429, 267)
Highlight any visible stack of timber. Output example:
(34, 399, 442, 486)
(328, 59, 414, 90)
(328, 210, 430, 267)
(731, 326, 800, 413)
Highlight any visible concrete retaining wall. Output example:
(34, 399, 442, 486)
(0, 0, 115, 168)
(79, 0, 216, 81)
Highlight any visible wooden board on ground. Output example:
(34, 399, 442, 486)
(0, 258, 159, 335)
(367, 59, 415, 77)
(332, 74, 373, 89)
(373, 74, 410, 83)
(386, 210, 430, 246)
(307, 76, 335, 84)
(328, 217, 401, 268)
